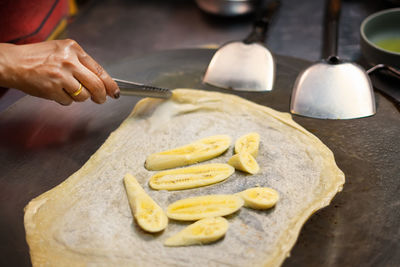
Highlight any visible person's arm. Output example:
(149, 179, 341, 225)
(0, 39, 120, 105)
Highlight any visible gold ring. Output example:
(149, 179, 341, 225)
(71, 83, 83, 97)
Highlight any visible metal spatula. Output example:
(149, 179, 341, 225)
(290, 0, 375, 119)
(203, 1, 280, 92)
(113, 78, 172, 99)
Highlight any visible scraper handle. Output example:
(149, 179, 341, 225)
(243, 0, 280, 44)
(322, 0, 341, 59)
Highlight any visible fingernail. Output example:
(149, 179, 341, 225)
(114, 90, 120, 99)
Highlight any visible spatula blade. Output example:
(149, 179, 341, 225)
(203, 42, 275, 92)
(290, 61, 376, 119)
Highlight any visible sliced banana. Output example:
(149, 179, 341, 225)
(123, 173, 168, 232)
(238, 187, 279, 210)
(235, 132, 260, 158)
(149, 163, 234, 191)
(167, 194, 244, 221)
(164, 217, 229, 247)
(228, 152, 260, 174)
(145, 135, 232, 171)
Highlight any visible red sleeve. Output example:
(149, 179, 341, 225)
(0, 0, 70, 44)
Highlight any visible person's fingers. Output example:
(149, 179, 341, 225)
(54, 88, 74, 106)
(77, 52, 120, 99)
(72, 63, 107, 104)
(62, 77, 91, 102)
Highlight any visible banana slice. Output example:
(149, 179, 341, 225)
(234, 132, 260, 157)
(149, 163, 234, 191)
(145, 135, 231, 171)
(228, 152, 260, 174)
(238, 187, 279, 210)
(167, 194, 244, 221)
(164, 217, 229, 247)
(123, 173, 168, 232)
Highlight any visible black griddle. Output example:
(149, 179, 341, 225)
(0, 49, 399, 267)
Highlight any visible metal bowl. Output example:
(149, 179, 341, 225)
(195, 0, 260, 16)
(360, 8, 400, 68)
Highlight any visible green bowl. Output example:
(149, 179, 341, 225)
(360, 8, 400, 68)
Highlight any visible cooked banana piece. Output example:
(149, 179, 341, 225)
(228, 152, 260, 174)
(123, 173, 168, 232)
(167, 194, 244, 221)
(164, 217, 229, 247)
(149, 163, 234, 191)
(238, 187, 279, 210)
(145, 135, 232, 171)
(234, 132, 260, 157)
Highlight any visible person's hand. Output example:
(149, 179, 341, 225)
(0, 39, 120, 105)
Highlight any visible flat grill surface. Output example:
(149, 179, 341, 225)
(0, 49, 398, 267)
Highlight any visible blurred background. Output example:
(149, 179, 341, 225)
(1, 0, 399, 110)
(66, 0, 398, 65)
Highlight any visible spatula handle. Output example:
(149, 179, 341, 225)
(366, 64, 400, 78)
(322, 0, 341, 59)
(243, 0, 280, 44)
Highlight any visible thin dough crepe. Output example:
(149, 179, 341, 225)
(24, 89, 345, 267)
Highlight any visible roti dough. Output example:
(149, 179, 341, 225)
(24, 89, 345, 267)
